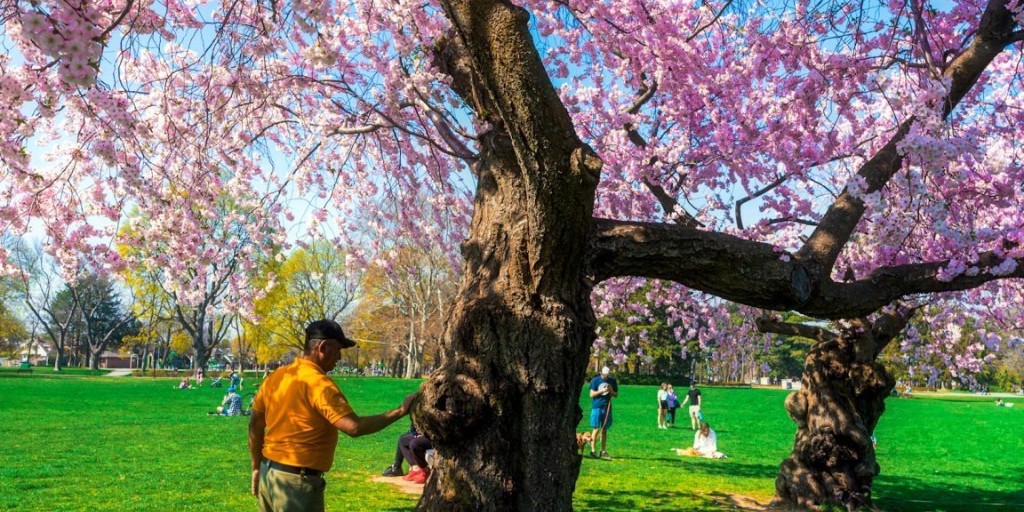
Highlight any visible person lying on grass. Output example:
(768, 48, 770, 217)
(675, 421, 726, 459)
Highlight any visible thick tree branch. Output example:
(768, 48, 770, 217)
(869, 303, 920, 356)
(587, 218, 1023, 318)
(587, 218, 814, 311)
(755, 316, 837, 342)
(436, 0, 596, 179)
(796, 0, 1020, 277)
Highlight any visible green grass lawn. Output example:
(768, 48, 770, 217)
(0, 374, 1021, 511)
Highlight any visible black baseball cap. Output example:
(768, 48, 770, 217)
(305, 319, 357, 348)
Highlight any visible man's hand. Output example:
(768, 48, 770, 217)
(400, 392, 420, 416)
(250, 469, 260, 496)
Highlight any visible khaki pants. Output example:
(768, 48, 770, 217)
(258, 460, 327, 512)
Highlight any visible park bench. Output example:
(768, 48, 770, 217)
(17, 362, 33, 373)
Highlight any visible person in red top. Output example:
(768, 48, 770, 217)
(248, 319, 418, 511)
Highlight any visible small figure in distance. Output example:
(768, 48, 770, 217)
(680, 382, 702, 430)
(665, 384, 679, 427)
(656, 382, 669, 430)
(675, 421, 726, 459)
(177, 377, 194, 390)
(209, 386, 242, 416)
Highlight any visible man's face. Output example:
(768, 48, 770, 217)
(315, 338, 344, 371)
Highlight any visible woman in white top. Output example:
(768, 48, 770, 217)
(676, 421, 726, 459)
(656, 383, 669, 429)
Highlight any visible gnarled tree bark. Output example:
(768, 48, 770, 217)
(416, 2, 601, 510)
(758, 306, 917, 511)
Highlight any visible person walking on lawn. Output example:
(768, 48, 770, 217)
(588, 366, 619, 460)
(248, 319, 418, 511)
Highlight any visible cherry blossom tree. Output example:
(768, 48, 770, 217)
(2, 0, 1023, 509)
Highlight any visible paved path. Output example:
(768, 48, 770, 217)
(104, 369, 133, 377)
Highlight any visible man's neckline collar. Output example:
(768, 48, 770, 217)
(296, 357, 327, 374)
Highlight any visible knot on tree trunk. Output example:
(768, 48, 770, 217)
(849, 362, 890, 397)
(797, 428, 865, 470)
(417, 371, 490, 444)
(571, 145, 602, 187)
(784, 391, 809, 427)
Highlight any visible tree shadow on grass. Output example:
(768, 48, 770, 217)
(575, 488, 744, 511)
(630, 457, 1024, 511)
(672, 458, 782, 480)
(874, 469, 1024, 511)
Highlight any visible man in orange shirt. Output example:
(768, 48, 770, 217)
(248, 319, 418, 511)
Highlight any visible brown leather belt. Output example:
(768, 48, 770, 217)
(266, 460, 324, 477)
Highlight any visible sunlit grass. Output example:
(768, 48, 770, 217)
(0, 375, 1020, 511)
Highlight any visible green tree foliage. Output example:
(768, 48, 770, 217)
(756, 312, 815, 380)
(0, 300, 28, 357)
(989, 343, 1024, 392)
(64, 273, 139, 369)
(242, 241, 358, 364)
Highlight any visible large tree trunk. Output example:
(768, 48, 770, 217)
(764, 308, 915, 510)
(774, 330, 891, 510)
(416, 2, 601, 509)
(415, 121, 600, 510)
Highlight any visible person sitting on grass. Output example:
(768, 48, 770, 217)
(382, 421, 416, 477)
(177, 378, 194, 390)
(209, 386, 242, 416)
(675, 421, 726, 459)
(399, 428, 434, 485)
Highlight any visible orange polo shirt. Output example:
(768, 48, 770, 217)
(252, 358, 355, 472)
